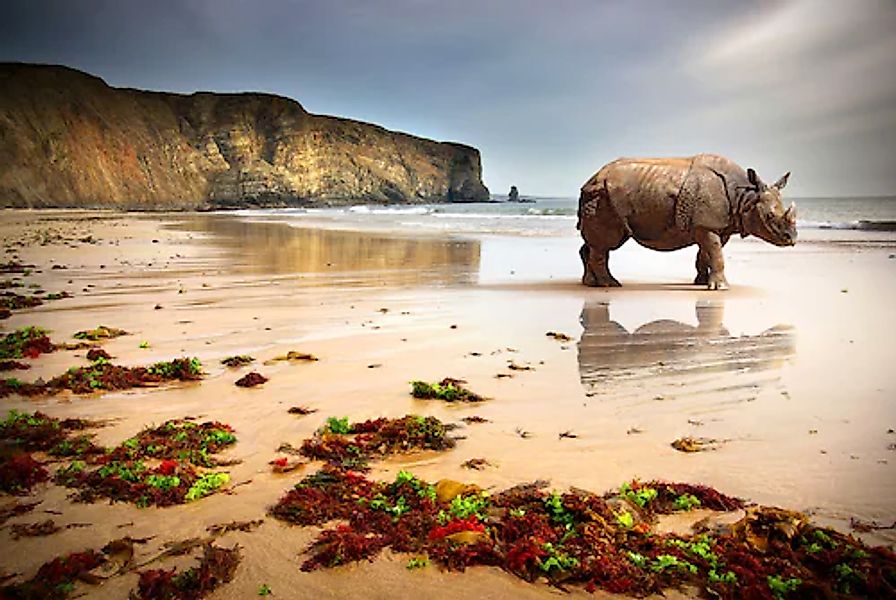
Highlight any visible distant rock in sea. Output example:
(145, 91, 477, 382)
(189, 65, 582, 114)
(0, 63, 490, 209)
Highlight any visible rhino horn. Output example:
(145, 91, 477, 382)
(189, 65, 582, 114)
(784, 202, 796, 223)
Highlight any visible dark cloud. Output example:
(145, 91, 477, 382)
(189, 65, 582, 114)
(1, 0, 893, 196)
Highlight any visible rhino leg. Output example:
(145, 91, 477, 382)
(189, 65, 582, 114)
(579, 244, 599, 286)
(695, 229, 728, 290)
(694, 246, 710, 285)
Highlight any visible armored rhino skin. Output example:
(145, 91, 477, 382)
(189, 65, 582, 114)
(577, 153, 797, 290)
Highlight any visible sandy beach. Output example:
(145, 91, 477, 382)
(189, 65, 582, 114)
(1, 209, 894, 599)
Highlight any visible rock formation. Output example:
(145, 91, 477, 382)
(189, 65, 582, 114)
(0, 63, 489, 209)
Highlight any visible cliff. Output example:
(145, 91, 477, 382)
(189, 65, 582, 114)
(0, 63, 489, 209)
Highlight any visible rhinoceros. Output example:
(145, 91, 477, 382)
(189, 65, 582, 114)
(576, 154, 796, 290)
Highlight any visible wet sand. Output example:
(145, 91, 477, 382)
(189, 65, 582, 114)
(0, 209, 894, 598)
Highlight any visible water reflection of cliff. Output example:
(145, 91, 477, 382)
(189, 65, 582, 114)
(174, 216, 481, 286)
(577, 301, 795, 399)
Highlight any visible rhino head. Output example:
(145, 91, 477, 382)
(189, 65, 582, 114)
(741, 169, 797, 246)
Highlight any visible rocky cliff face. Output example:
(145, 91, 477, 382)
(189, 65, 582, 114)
(0, 64, 489, 209)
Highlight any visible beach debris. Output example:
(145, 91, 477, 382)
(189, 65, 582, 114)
(0, 261, 35, 273)
(514, 427, 532, 439)
(495, 373, 513, 379)
(0, 326, 54, 360)
(235, 372, 268, 387)
(264, 351, 318, 365)
(298, 415, 457, 469)
(410, 378, 486, 403)
(1, 292, 44, 312)
(206, 520, 264, 536)
(850, 517, 896, 533)
(53, 419, 235, 507)
(0, 452, 48, 494)
(0, 360, 30, 370)
(627, 427, 644, 435)
(269, 456, 304, 474)
(0, 500, 39, 525)
(671, 436, 721, 453)
(558, 430, 578, 440)
(73, 325, 129, 341)
(220, 355, 254, 368)
(276, 442, 303, 456)
(461, 458, 492, 470)
(9, 518, 64, 539)
(2, 356, 204, 397)
(545, 331, 573, 342)
(268, 468, 895, 596)
(287, 406, 317, 416)
(0, 549, 106, 598)
(132, 543, 240, 600)
(85, 348, 112, 361)
(461, 416, 490, 424)
(687, 419, 704, 427)
(507, 361, 533, 371)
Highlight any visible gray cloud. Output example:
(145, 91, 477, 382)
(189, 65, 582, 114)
(1, 0, 893, 197)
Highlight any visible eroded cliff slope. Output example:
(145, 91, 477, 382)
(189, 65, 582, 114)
(0, 64, 489, 209)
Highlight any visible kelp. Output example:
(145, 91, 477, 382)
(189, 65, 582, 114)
(298, 415, 457, 469)
(0, 327, 53, 360)
(269, 470, 896, 598)
(72, 325, 128, 341)
(671, 437, 722, 453)
(0, 360, 31, 370)
(220, 355, 254, 367)
(234, 372, 267, 387)
(132, 544, 240, 600)
(1, 292, 43, 312)
(0, 500, 39, 525)
(410, 378, 486, 403)
(0, 452, 48, 494)
(0, 549, 105, 599)
(0, 357, 204, 398)
(55, 419, 236, 507)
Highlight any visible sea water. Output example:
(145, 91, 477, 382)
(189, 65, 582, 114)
(232, 195, 896, 240)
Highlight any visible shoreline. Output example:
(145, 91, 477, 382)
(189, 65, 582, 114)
(0, 209, 894, 598)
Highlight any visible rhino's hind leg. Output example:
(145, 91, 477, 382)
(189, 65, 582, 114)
(694, 246, 710, 285)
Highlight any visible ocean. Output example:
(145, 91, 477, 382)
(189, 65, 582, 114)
(230, 196, 896, 240)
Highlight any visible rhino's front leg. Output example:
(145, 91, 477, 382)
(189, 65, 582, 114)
(694, 229, 728, 290)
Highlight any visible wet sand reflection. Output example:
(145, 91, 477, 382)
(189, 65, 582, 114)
(578, 301, 795, 402)
(171, 215, 481, 287)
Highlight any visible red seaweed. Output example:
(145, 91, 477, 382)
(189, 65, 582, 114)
(268, 469, 896, 598)
(132, 544, 240, 600)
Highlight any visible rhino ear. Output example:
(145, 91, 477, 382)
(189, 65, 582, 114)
(747, 168, 761, 189)
(773, 171, 790, 190)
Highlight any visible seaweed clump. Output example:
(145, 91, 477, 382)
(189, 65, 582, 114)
(220, 355, 254, 367)
(299, 415, 456, 469)
(0, 326, 53, 359)
(132, 544, 240, 600)
(410, 378, 486, 403)
(269, 471, 896, 598)
(0, 549, 105, 599)
(55, 420, 236, 507)
(46, 357, 203, 394)
(0, 410, 101, 493)
(0, 357, 205, 399)
(72, 325, 128, 341)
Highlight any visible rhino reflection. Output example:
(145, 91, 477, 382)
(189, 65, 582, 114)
(577, 301, 794, 393)
(173, 215, 480, 286)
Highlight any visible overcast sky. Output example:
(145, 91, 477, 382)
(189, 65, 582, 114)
(2, 0, 894, 197)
